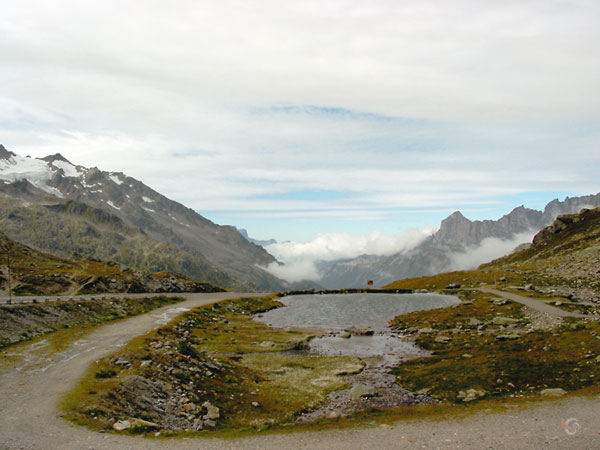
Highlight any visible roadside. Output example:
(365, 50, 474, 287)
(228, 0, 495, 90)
(1, 290, 600, 449)
(477, 287, 593, 319)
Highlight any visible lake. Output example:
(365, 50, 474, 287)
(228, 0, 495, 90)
(255, 292, 460, 331)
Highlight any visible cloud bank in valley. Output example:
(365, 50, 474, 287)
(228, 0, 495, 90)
(448, 231, 536, 272)
(261, 228, 433, 282)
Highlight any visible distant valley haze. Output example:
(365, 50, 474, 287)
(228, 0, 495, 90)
(1, 1, 599, 285)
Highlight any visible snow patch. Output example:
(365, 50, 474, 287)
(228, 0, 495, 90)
(109, 174, 123, 185)
(51, 160, 79, 177)
(0, 153, 64, 197)
(106, 200, 121, 210)
(142, 207, 155, 213)
(142, 196, 154, 203)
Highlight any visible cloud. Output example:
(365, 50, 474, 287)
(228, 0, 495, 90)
(261, 228, 432, 282)
(0, 1, 599, 243)
(448, 231, 536, 271)
(261, 260, 321, 284)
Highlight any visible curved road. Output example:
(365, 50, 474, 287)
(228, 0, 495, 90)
(1, 291, 599, 449)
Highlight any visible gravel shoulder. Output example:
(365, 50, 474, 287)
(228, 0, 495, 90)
(1, 291, 600, 449)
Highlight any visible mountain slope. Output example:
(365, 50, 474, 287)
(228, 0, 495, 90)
(0, 231, 224, 296)
(319, 194, 600, 289)
(0, 145, 288, 290)
(386, 206, 600, 301)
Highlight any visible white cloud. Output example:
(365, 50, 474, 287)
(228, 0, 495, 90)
(0, 0, 599, 242)
(448, 231, 536, 271)
(261, 228, 432, 282)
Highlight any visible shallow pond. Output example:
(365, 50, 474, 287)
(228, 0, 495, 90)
(255, 292, 459, 331)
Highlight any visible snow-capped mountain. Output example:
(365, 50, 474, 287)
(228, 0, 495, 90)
(0, 144, 294, 291)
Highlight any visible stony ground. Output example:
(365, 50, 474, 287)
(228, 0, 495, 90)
(2, 291, 600, 449)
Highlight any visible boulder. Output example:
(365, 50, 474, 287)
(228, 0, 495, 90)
(417, 328, 435, 335)
(540, 388, 567, 397)
(350, 384, 377, 400)
(457, 389, 486, 402)
(346, 326, 375, 336)
(202, 401, 220, 420)
(112, 420, 131, 431)
(434, 335, 451, 343)
(492, 317, 520, 325)
(495, 333, 521, 341)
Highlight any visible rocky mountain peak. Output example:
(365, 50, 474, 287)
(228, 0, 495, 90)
(0, 144, 16, 160)
(40, 153, 73, 165)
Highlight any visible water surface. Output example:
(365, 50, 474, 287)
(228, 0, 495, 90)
(256, 293, 459, 331)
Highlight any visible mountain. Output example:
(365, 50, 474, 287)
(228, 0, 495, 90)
(318, 194, 600, 289)
(0, 231, 224, 296)
(238, 228, 277, 247)
(386, 205, 600, 299)
(0, 145, 291, 291)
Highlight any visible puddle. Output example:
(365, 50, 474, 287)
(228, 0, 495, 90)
(309, 334, 424, 362)
(153, 307, 190, 325)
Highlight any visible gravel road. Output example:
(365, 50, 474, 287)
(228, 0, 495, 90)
(478, 288, 594, 318)
(1, 291, 599, 449)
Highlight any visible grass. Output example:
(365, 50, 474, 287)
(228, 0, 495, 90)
(62, 295, 363, 434)
(389, 289, 600, 403)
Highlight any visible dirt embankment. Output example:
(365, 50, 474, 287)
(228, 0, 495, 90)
(0, 295, 183, 348)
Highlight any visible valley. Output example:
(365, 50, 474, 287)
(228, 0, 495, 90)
(2, 146, 600, 448)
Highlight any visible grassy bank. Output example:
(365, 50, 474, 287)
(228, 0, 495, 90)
(62, 295, 363, 435)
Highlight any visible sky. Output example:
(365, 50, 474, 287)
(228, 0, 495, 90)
(1, 0, 599, 258)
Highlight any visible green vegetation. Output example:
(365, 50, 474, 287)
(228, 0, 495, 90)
(62, 296, 363, 434)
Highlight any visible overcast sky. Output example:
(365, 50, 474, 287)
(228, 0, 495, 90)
(1, 0, 599, 250)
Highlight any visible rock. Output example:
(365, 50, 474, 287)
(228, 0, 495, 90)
(416, 387, 431, 395)
(499, 276, 508, 282)
(540, 388, 567, 397)
(457, 389, 486, 402)
(114, 359, 130, 366)
(338, 332, 351, 339)
(461, 300, 474, 305)
(554, 301, 563, 306)
(326, 411, 340, 419)
(203, 419, 216, 428)
(112, 420, 131, 431)
(251, 401, 260, 407)
(493, 299, 508, 306)
(493, 317, 520, 325)
(468, 318, 482, 326)
(202, 401, 220, 420)
(495, 333, 521, 341)
(130, 418, 160, 429)
(183, 403, 198, 413)
(445, 283, 461, 289)
(595, 355, 600, 363)
(258, 341, 275, 348)
(525, 284, 536, 291)
(434, 335, 451, 343)
(462, 353, 473, 359)
(346, 326, 375, 336)
(333, 363, 365, 376)
(417, 328, 435, 334)
(350, 384, 377, 400)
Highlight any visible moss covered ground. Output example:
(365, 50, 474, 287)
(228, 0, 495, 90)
(62, 296, 362, 434)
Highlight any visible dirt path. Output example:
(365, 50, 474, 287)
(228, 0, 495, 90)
(477, 287, 593, 319)
(1, 291, 600, 449)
